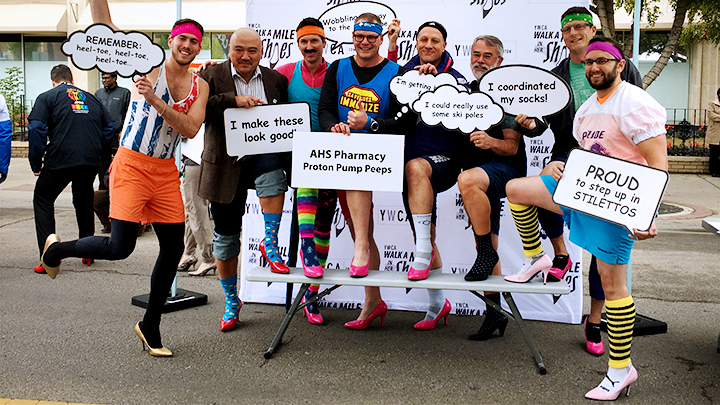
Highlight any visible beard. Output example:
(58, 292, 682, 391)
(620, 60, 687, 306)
(587, 69, 618, 91)
(471, 62, 497, 80)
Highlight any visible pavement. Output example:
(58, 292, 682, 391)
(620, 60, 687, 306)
(1, 157, 719, 405)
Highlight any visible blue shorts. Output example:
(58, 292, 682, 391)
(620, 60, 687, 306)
(541, 175, 634, 265)
(480, 159, 526, 235)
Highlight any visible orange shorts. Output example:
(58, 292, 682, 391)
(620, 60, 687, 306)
(109, 147, 184, 224)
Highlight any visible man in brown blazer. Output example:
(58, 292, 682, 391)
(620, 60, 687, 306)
(197, 28, 289, 332)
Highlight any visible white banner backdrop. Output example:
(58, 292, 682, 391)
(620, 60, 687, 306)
(240, 0, 587, 324)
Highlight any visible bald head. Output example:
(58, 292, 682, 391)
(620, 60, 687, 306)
(229, 27, 263, 82)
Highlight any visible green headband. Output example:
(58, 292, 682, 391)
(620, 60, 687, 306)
(561, 13, 593, 29)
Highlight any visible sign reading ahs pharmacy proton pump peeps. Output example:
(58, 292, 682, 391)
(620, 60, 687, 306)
(553, 149, 669, 236)
(62, 24, 165, 77)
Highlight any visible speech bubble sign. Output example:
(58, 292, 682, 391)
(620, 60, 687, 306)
(62, 23, 165, 78)
(224, 103, 311, 158)
(553, 148, 669, 234)
(390, 70, 469, 110)
(319, 1, 396, 50)
(291, 131, 404, 192)
(411, 85, 504, 133)
(477, 65, 571, 122)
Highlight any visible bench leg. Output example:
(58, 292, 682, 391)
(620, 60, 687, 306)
(264, 283, 310, 359)
(502, 292, 547, 375)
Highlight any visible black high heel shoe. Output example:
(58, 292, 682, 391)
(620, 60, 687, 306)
(469, 294, 508, 341)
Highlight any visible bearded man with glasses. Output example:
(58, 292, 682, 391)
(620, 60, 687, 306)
(509, 6, 644, 358)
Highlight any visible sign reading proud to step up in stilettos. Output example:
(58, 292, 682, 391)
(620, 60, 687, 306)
(62, 23, 165, 77)
(224, 103, 310, 158)
(291, 131, 405, 192)
(553, 148, 669, 235)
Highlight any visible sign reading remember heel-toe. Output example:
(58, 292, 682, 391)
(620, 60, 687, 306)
(224, 103, 310, 158)
(291, 131, 405, 192)
(553, 149, 669, 234)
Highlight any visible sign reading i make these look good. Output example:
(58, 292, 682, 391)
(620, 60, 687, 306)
(224, 103, 310, 158)
(553, 149, 669, 234)
(292, 131, 405, 193)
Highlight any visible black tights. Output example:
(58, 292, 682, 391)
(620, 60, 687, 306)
(46, 219, 184, 347)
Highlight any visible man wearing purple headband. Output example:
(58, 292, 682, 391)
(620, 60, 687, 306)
(506, 36, 667, 400)
(40, 0, 209, 357)
(509, 6, 644, 358)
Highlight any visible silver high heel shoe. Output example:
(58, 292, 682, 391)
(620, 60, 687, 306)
(188, 261, 217, 276)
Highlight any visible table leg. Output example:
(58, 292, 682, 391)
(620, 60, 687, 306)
(264, 283, 310, 359)
(502, 292, 547, 375)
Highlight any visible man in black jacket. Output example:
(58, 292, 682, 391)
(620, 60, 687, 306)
(28, 64, 115, 270)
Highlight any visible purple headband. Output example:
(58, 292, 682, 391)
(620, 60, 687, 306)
(585, 41, 622, 61)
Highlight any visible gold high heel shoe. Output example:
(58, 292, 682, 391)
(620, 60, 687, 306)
(134, 322, 172, 357)
(41, 234, 61, 279)
(188, 261, 217, 276)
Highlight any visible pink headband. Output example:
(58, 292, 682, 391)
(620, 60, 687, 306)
(585, 41, 622, 61)
(171, 23, 202, 43)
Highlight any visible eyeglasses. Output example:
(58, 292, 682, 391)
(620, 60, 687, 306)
(353, 34, 380, 43)
(561, 23, 592, 33)
(581, 57, 619, 66)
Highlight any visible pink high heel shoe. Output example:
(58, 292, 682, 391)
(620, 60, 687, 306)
(414, 299, 451, 330)
(504, 254, 553, 284)
(585, 365, 638, 401)
(349, 250, 370, 278)
(583, 317, 605, 356)
(547, 256, 572, 282)
(344, 300, 387, 329)
(301, 296, 324, 325)
(300, 250, 323, 278)
(408, 251, 435, 281)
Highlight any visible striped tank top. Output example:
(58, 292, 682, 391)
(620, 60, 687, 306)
(120, 64, 200, 159)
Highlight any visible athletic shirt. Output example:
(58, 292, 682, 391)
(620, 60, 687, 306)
(569, 61, 595, 112)
(288, 61, 322, 132)
(120, 64, 200, 159)
(573, 81, 666, 165)
(335, 57, 399, 132)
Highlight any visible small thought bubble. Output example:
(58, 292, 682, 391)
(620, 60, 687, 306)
(478, 65, 571, 121)
(62, 23, 165, 77)
(412, 85, 504, 133)
(390, 70, 469, 110)
(319, 1, 396, 48)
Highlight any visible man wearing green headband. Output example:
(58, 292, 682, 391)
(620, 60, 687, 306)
(512, 6, 643, 358)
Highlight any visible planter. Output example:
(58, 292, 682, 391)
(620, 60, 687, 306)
(667, 156, 709, 174)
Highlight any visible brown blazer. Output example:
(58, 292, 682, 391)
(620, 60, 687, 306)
(197, 60, 288, 203)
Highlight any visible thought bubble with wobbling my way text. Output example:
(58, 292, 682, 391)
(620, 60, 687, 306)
(412, 85, 504, 134)
(390, 70, 469, 110)
(319, 1, 396, 51)
(62, 23, 165, 78)
(477, 65, 571, 122)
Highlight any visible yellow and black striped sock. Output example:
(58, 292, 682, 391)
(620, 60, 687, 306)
(606, 295, 635, 369)
(508, 202, 543, 257)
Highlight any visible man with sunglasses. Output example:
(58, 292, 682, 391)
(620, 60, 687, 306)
(511, 6, 643, 357)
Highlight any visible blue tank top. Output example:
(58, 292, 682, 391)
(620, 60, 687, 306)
(336, 57, 399, 133)
(287, 61, 322, 132)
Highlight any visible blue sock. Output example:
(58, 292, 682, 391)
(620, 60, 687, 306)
(263, 212, 282, 263)
(301, 237, 320, 267)
(219, 275, 239, 322)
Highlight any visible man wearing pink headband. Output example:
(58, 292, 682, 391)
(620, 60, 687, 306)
(506, 36, 667, 400)
(510, 6, 644, 361)
(41, 0, 209, 357)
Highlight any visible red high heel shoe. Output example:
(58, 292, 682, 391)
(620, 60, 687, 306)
(547, 255, 572, 282)
(259, 240, 289, 274)
(344, 300, 387, 329)
(82, 258, 94, 266)
(504, 254, 553, 284)
(349, 250, 370, 278)
(220, 301, 243, 332)
(408, 251, 435, 281)
(414, 299, 451, 330)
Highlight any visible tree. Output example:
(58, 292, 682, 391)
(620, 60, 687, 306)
(0, 67, 25, 131)
(591, 0, 720, 89)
